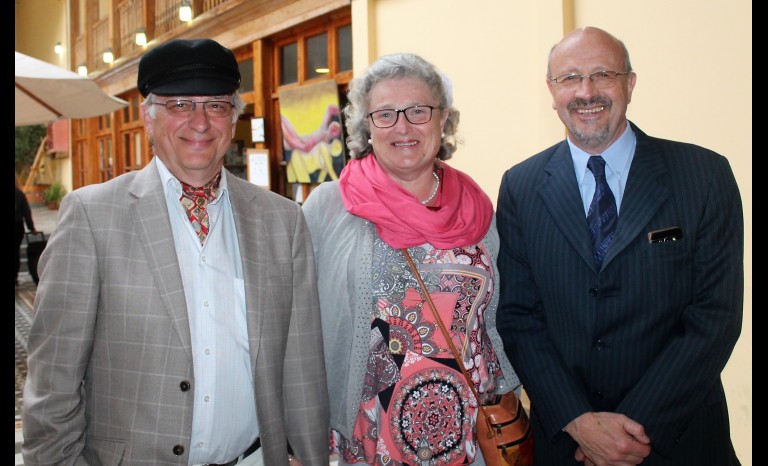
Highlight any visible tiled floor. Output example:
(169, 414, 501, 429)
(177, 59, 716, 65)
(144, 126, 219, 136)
(15, 275, 35, 466)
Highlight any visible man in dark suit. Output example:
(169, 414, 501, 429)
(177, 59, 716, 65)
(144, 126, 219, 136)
(496, 27, 743, 465)
(22, 39, 330, 466)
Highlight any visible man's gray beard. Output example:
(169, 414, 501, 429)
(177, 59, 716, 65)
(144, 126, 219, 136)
(570, 124, 610, 150)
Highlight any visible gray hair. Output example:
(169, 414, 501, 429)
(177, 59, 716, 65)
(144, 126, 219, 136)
(344, 52, 460, 160)
(142, 92, 246, 124)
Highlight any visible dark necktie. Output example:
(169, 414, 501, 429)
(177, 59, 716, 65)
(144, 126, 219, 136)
(179, 172, 221, 245)
(586, 156, 617, 268)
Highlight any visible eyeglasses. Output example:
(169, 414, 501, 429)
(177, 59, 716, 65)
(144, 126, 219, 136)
(368, 105, 439, 128)
(152, 99, 234, 118)
(549, 71, 630, 89)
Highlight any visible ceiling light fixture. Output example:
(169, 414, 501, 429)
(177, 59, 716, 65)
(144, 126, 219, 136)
(135, 28, 147, 46)
(102, 48, 114, 64)
(179, 1, 193, 22)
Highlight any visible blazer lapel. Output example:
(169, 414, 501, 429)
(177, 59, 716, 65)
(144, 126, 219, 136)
(129, 160, 193, 357)
(601, 124, 670, 268)
(227, 174, 263, 371)
(539, 143, 595, 268)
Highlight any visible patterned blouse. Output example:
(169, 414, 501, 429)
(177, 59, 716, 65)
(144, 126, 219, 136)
(331, 237, 504, 465)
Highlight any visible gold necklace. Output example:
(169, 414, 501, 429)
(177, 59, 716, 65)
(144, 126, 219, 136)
(420, 171, 440, 205)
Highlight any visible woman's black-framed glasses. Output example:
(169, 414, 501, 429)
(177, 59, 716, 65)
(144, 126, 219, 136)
(368, 105, 438, 128)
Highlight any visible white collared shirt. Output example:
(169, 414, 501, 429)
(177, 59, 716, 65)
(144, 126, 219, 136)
(155, 157, 258, 465)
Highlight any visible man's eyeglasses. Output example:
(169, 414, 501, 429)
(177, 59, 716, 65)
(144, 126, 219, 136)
(549, 71, 630, 89)
(152, 99, 234, 118)
(368, 105, 439, 128)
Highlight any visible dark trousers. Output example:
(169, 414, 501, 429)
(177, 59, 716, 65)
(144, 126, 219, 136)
(15, 221, 24, 282)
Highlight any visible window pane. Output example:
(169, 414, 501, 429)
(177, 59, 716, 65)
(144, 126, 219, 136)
(123, 133, 130, 167)
(337, 25, 352, 72)
(134, 132, 142, 165)
(280, 42, 298, 85)
(305, 32, 328, 80)
(238, 58, 254, 93)
(131, 95, 140, 121)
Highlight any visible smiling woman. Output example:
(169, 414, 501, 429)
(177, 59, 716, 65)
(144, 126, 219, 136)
(302, 52, 523, 466)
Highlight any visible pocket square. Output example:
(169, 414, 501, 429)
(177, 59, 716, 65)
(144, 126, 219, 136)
(648, 226, 683, 243)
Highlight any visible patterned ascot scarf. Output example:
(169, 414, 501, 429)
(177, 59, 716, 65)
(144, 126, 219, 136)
(179, 171, 222, 245)
(339, 154, 493, 249)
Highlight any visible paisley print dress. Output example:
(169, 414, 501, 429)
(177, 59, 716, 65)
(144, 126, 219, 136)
(331, 238, 504, 465)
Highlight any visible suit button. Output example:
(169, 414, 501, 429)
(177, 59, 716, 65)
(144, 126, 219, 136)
(588, 288, 598, 297)
(594, 339, 605, 350)
(592, 391, 604, 400)
(180, 380, 191, 391)
(173, 444, 185, 456)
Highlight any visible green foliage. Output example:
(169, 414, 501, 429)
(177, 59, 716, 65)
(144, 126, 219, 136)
(42, 181, 67, 204)
(15, 125, 47, 177)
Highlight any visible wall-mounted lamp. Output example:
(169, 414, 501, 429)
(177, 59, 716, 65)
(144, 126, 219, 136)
(135, 28, 147, 46)
(315, 68, 330, 74)
(77, 63, 88, 76)
(179, 1, 193, 22)
(102, 48, 114, 64)
(54, 42, 64, 55)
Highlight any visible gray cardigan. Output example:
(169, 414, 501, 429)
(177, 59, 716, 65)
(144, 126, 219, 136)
(302, 180, 520, 438)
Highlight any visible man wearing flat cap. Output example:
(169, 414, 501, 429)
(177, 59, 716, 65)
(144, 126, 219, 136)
(22, 38, 330, 466)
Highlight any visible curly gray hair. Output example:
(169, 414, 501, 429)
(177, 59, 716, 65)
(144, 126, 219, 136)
(344, 52, 460, 160)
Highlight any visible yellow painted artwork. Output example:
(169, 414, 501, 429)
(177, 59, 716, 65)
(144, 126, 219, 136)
(278, 80, 345, 183)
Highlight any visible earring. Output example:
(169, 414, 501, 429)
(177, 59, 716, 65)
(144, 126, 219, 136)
(367, 138, 372, 144)
(441, 132, 446, 138)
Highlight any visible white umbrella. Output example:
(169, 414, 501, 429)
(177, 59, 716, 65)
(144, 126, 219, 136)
(15, 51, 129, 127)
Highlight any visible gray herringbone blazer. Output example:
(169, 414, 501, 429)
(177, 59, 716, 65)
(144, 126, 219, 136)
(22, 159, 330, 466)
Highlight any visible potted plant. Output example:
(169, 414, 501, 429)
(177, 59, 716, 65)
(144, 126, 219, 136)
(42, 181, 67, 210)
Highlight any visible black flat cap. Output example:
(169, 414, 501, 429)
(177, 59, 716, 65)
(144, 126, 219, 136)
(137, 38, 240, 97)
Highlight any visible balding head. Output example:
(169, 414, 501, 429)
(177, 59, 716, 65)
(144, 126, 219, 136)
(548, 27, 632, 79)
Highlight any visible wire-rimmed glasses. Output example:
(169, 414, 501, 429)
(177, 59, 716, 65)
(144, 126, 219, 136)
(549, 71, 630, 89)
(152, 99, 234, 118)
(368, 105, 439, 128)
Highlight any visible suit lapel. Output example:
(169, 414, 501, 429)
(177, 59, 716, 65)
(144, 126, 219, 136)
(539, 143, 595, 268)
(129, 160, 193, 357)
(601, 124, 669, 268)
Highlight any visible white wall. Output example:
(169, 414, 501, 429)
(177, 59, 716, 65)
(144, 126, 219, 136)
(353, 0, 752, 462)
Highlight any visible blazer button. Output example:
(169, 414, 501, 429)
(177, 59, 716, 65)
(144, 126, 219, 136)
(179, 380, 191, 391)
(592, 391, 604, 400)
(588, 288, 598, 297)
(173, 444, 185, 456)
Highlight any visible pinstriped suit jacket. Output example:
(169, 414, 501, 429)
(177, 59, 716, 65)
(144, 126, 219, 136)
(495, 122, 743, 465)
(22, 159, 330, 466)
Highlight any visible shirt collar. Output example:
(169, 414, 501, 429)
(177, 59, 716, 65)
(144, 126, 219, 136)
(568, 123, 636, 182)
(154, 156, 228, 202)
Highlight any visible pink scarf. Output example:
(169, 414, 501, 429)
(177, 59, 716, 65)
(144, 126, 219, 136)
(339, 154, 493, 249)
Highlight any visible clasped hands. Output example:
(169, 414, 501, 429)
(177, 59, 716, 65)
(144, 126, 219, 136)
(564, 412, 651, 466)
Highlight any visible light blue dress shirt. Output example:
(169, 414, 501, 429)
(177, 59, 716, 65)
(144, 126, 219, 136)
(569, 123, 636, 216)
(156, 158, 258, 465)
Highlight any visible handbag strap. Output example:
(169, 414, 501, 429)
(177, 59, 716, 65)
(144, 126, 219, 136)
(401, 248, 490, 411)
